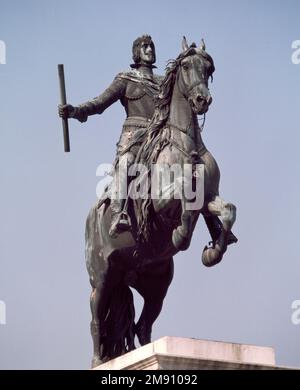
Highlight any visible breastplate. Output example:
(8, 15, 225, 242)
(122, 80, 157, 119)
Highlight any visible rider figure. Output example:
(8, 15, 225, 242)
(59, 35, 237, 245)
(59, 35, 161, 237)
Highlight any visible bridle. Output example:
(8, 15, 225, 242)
(176, 53, 210, 98)
(170, 54, 209, 136)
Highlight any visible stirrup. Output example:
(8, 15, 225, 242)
(118, 211, 131, 227)
(109, 211, 131, 238)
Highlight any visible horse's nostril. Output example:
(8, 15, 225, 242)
(196, 95, 203, 103)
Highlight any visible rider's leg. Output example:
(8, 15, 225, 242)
(109, 152, 135, 237)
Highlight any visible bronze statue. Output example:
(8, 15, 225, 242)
(59, 36, 237, 368)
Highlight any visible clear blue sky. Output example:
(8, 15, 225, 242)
(0, 0, 300, 369)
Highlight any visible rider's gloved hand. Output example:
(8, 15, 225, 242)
(58, 104, 88, 123)
(58, 104, 76, 119)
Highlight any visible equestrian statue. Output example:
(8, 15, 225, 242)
(58, 35, 237, 368)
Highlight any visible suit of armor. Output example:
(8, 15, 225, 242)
(58, 34, 237, 244)
(72, 69, 162, 236)
(73, 70, 161, 153)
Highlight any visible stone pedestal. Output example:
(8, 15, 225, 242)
(94, 336, 283, 370)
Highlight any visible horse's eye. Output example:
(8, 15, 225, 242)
(182, 63, 189, 71)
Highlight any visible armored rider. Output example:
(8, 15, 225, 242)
(58, 35, 237, 246)
(59, 34, 161, 237)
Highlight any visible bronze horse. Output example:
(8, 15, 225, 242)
(85, 37, 237, 368)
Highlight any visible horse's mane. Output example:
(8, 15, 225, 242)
(133, 47, 215, 246)
(135, 47, 214, 166)
(134, 59, 177, 166)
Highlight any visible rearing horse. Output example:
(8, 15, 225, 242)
(85, 37, 237, 368)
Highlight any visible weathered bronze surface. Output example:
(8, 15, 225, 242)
(58, 35, 237, 368)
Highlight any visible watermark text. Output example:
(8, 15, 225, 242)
(291, 40, 300, 64)
(96, 162, 205, 211)
(0, 300, 6, 325)
(0, 40, 6, 64)
(291, 300, 300, 325)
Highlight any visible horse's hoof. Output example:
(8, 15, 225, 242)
(172, 228, 191, 251)
(137, 334, 151, 346)
(202, 246, 223, 267)
(91, 356, 102, 369)
(135, 323, 151, 346)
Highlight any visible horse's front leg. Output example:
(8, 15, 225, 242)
(172, 206, 195, 251)
(155, 173, 195, 251)
(172, 167, 202, 251)
(202, 196, 237, 267)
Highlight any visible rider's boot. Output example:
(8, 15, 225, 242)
(109, 152, 134, 238)
(109, 198, 131, 238)
(203, 215, 238, 246)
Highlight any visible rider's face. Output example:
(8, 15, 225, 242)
(139, 41, 155, 65)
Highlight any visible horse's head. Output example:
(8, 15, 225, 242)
(176, 37, 215, 115)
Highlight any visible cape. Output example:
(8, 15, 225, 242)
(116, 70, 163, 96)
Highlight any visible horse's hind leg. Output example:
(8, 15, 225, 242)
(134, 258, 174, 345)
(202, 195, 237, 267)
(88, 253, 110, 368)
(90, 283, 104, 368)
(86, 205, 109, 368)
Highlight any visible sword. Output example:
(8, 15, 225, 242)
(58, 64, 70, 152)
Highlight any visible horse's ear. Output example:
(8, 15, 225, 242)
(200, 38, 206, 51)
(182, 36, 189, 51)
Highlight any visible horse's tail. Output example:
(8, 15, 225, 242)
(100, 281, 135, 360)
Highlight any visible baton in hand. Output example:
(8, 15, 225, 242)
(58, 64, 70, 152)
